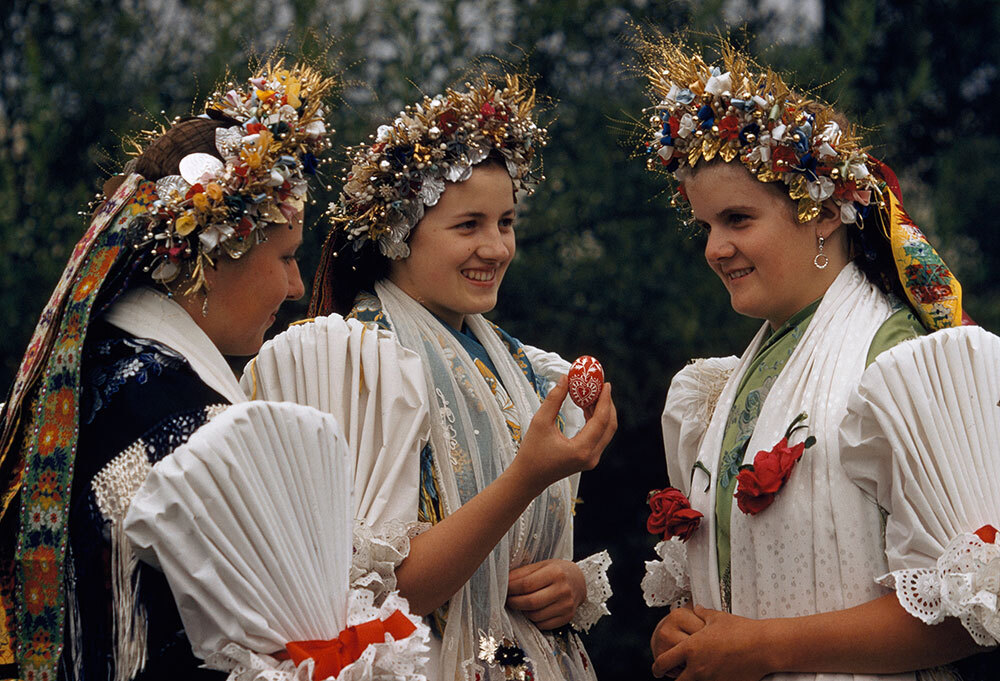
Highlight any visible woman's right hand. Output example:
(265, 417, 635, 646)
(651, 605, 706, 678)
(509, 376, 617, 495)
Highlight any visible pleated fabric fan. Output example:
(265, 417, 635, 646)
(124, 401, 429, 679)
(841, 326, 1000, 644)
(242, 316, 429, 529)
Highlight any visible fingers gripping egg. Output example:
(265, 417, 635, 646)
(568, 355, 604, 409)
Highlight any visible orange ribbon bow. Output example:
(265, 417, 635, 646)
(975, 524, 998, 544)
(283, 610, 417, 680)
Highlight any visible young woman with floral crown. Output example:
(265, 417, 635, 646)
(0, 60, 384, 681)
(246, 73, 617, 680)
(635, 35, 1000, 681)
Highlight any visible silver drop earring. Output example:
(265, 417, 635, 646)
(814, 235, 829, 270)
(201, 292, 209, 317)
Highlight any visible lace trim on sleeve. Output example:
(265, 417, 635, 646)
(351, 519, 430, 606)
(204, 590, 431, 681)
(877, 531, 1000, 646)
(641, 538, 691, 610)
(570, 550, 612, 633)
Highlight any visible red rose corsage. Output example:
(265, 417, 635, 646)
(647, 487, 703, 542)
(734, 412, 816, 516)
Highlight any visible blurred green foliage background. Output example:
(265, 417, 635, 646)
(2, 0, 998, 676)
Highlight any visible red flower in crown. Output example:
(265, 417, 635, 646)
(647, 487, 703, 542)
(770, 145, 800, 173)
(718, 116, 740, 141)
(734, 413, 816, 516)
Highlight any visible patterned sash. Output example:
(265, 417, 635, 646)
(0, 175, 155, 679)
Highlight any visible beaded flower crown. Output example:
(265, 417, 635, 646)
(130, 59, 336, 294)
(637, 36, 880, 226)
(635, 34, 967, 331)
(328, 73, 548, 259)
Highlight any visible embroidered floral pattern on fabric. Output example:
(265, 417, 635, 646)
(84, 337, 188, 423)
(8, 181, 141, 679)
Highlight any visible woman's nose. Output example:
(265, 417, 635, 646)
(287, 262, 305, 301)
(477, 225, 512, 261)
(704, 227, 734, 263)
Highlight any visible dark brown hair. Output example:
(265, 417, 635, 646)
(134, 117, 232, 180)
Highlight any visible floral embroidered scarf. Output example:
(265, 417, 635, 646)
(0, 176, 154, 679)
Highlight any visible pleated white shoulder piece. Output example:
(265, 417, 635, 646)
(124, 401, 355, 658)
(841, 325, 1000, 644)
(241, 315, 430, 529)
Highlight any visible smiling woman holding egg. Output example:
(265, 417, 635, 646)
(247, 73, 617, 681)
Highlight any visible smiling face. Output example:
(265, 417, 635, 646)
(684, 162, 847, 329)
(194, 212, 305, 356)
(388, 162, 516, 329)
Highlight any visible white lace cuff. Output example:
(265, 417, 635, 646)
(878, 531, 1000, 646)
(351, 519, 429, 606)
(641, 538, 691, 609)
(205, 590, 431, 681)
(570, 550, 612, 632)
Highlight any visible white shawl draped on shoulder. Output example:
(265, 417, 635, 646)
(105, 286, 247, 404)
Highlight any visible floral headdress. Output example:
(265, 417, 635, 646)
(327, 73, 548, 260)
(636, 36, 876, 225)
(635, 33, 967, 331)
(130, 59, 336, 294)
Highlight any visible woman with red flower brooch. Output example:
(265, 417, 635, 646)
(636, 32, 1000, 681)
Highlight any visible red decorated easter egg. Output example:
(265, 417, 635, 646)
(568, 355, 604, 409)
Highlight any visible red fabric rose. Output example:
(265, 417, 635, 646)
(734, 437, 806, 516)
(647, 487, 703, 542)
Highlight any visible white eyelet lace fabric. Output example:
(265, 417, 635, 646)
(878, 531, 1000, 646)
(205, 590, 431, 681)
(641, 538, 691, 609)
(351, 519, 430, 606)
(570, 550, 613, 632)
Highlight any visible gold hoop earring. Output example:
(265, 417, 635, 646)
(814, 236, 829, 270)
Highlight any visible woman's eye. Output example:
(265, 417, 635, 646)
(455, 220, 477, 230)
(282, 254, 299, 263)
(499, 217, 516, 230)
(728, 213, 750, 225)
